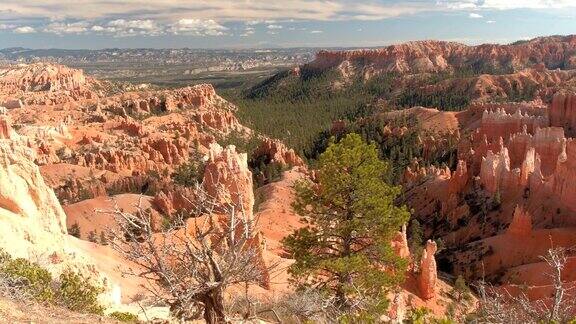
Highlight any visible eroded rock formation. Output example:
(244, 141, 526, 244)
(0, 130, 67, 237)
(0, 63, 100, 106)
(398, 93, 576, 298)
(203, 143, 254, 219)
(507, 205, 532, 236)
(252, 138, 305, 168)
(418, 240, 438, 300)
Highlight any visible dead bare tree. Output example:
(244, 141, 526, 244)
(101, 185, 274, 323)
(476, 247, 576, 323)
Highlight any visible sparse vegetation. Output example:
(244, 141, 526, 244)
(408, 306, 431, 324)
(88, 230, 98, 243)
(57, 269, 104, 315)
(0, 257, 54, 303)
(451, 275, 472, 302)
(172, 159, 204, 187)
(250, 155, 284, 188)
(109, 311, 139, 322)
(0, 249, 104, 316)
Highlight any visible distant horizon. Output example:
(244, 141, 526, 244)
(1, 34, 573, 51)
(1, 1, 575, 50)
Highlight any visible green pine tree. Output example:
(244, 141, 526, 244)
(87, 231, 97, 243)
(68, 223, 81, 239)
(282, 133, 410, 319)
(99, 231, 109, 246)
(408, 219, 425, 265)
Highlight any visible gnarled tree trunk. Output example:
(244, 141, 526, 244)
(203, 288, 226, 324)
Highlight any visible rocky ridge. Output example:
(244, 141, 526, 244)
(308, 36, 576, 74)
(0, 63, 102, 106)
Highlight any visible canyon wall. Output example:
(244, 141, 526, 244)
(307, 36, 576, 74)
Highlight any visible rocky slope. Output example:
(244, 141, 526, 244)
(420, 66, 576, 103)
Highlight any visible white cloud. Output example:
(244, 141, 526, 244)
(240, 27, 255, 37)
(102, 19, 163, 36)
(310, 30, 323, 34)
(13, 26, 35, 33)
(0, 0, 442, 22)
(486, 20, 496, 24)
(469, 13, 483, 18)
(266, 24, 282, 29)
(3, 0, 576, 26)
(169, 19, 228, 36)
(43, 21, 89, 34)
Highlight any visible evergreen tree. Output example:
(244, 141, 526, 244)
(68, 223, 81, 239)
(283, 133, 410, 319)
(408, 219, 425, 265)
(452, 275, 472, 302)
(99, 231, 109, 246)
(87, 231, 97, 243)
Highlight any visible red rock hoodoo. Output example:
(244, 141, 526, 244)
(418, 240, 438, 300)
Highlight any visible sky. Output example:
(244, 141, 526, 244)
(0, 0, 575, 49)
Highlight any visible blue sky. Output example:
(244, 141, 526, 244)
(0, 0, 575, 49)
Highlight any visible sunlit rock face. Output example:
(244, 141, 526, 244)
(203, 143, 254, 219)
